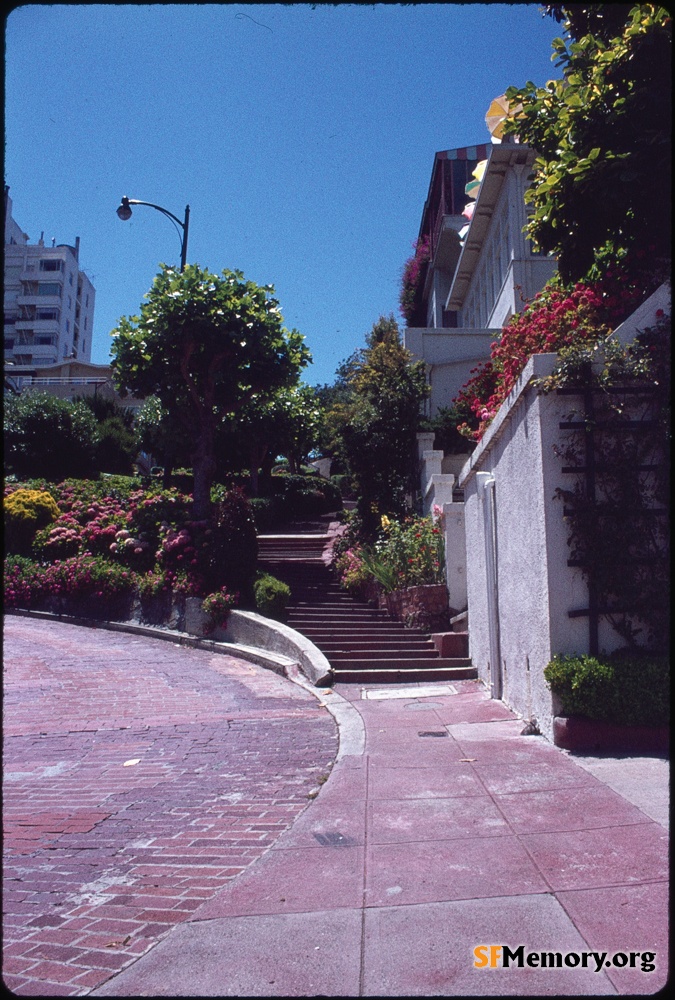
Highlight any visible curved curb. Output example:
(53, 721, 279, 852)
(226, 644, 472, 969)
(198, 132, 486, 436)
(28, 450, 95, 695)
(221, 609, 333, 686)
(285, 663, 366, 762)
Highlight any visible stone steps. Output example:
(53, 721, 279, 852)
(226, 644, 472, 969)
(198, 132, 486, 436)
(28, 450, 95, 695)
(257, 529, 475, 684)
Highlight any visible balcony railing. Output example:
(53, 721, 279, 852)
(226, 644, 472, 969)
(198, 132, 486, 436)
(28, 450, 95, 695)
(19, 376, 110, 386)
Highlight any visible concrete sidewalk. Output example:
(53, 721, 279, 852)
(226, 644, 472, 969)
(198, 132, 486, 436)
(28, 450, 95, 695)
(92, 678, 669, 997)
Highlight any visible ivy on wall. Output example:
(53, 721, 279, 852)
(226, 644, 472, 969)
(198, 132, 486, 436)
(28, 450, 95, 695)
(543, 314, 670, 651)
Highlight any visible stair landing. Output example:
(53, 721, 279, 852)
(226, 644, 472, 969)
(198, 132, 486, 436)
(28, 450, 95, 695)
(257, 523, 475, 684)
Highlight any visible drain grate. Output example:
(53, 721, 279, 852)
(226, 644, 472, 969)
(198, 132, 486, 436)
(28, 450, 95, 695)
(418, 731, 449, 738)
(313, 832, 356, 847)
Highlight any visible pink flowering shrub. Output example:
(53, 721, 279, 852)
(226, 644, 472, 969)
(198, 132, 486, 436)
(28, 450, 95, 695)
(201, 587, 238, 631)
(4, 553, 137, 610)
(3, 477, 250, 613)
(454, 264, 652, 440)
(334, 546, 372, 597)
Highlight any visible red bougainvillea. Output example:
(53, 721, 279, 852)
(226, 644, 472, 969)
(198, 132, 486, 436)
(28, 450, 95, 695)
(399, 235, 431, 326)
(455, 263, 654, 440)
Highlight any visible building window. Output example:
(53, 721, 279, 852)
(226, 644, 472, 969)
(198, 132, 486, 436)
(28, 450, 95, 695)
(39, 259, 63, 272)
(38, 283, 62, 297)
(85, 294, 89, 307)
(69, 273, 74, 285)
(82, 339, 86, 353)
(35, 335, 56, 345)
(4, 338, 15, 350)
(36, 308, 60, 321)
(68, 296, 72, 309)
(84, 317, 87, 330)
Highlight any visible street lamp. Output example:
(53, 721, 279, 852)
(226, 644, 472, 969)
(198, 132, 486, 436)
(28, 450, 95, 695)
(116, 196, 190, 272)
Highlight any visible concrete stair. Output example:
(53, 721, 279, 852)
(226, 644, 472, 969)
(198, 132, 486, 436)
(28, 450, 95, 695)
(257, 526, 475, 684)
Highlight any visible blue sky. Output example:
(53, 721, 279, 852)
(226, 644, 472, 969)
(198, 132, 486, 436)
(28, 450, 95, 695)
(5, 3, 563, 386)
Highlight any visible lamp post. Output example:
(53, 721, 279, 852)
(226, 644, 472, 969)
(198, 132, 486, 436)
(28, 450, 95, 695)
(116, 196, 190, 271)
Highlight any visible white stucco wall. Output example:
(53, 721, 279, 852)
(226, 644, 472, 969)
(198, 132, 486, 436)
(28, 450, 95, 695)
(460, 354, 592, 738)
(443, 501, 467, 613)
(404, 327, 498, 415)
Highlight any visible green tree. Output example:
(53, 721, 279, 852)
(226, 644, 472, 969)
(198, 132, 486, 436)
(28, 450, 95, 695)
(229, 382, 323, 490)
(504, 3, 671, 282)
(4, 391, 98, 481)
(327, 315, 429, 535)
(77, 394, 140, 475)
(134, 395, 194, 484)
(110, 264, 310, 517)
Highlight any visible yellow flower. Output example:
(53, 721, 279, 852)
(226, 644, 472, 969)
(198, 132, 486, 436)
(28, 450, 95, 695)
(381, 515, 391, 531)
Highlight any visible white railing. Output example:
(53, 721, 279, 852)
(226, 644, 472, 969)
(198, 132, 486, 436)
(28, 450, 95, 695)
(19, 377, 110, 386)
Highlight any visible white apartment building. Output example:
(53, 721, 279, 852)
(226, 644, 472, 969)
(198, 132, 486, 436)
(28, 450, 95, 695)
(4, 187, 95, 369)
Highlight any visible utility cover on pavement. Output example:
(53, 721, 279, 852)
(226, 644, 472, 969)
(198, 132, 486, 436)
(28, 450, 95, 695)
(362, 684, 457, 700)
(313, 832, 357, 847)
(418, 731, 449, 738)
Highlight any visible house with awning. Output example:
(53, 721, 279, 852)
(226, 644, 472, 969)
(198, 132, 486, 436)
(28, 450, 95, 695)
(404, 103, 557, 416)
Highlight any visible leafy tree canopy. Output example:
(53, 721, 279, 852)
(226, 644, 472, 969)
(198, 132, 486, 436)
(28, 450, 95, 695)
(217, 381, 324, 488)
(110, 263, 310, 515)
(322, 315, 429, 535)
(505, 3, 671, 282)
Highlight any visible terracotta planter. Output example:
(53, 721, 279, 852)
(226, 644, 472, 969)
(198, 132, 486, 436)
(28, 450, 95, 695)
(553, 715, 669, 753)
(382, 584, 450, 631)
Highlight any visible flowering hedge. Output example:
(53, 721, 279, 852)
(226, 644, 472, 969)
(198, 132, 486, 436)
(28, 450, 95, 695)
(3, 477, 246, 618)
(454, 264, 654, 440)
(4, 554, 136, 609)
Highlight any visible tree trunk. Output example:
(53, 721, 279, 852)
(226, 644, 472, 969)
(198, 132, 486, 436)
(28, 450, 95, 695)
(162, 451, 174, 490)
(249, 441, 269, 497)
(259, 449, 274, 493)
(192, 420, 217, 520)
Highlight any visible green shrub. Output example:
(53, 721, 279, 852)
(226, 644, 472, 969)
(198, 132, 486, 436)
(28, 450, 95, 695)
(249, 496, 280, 532)
(205, 487, 258, 599)
(330, 473, 355, 500)
(544, 652, 670, 726)
(4, 488, 61, 555)
(256, 472, 342, 526)
(254, 572, 291, 620)
(4, 392, 98, 480)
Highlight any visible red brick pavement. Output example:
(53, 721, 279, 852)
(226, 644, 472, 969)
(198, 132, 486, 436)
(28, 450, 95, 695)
(3, 616, 338, 996)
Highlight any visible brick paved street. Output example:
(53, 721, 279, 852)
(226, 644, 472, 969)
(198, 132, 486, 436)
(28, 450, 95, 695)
(3, 616, 338, 996)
